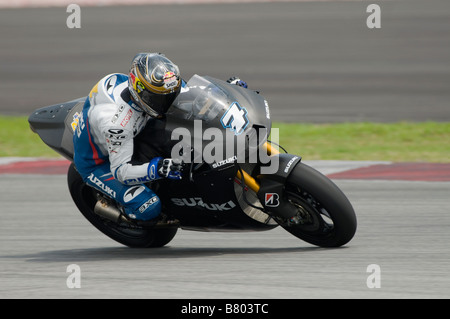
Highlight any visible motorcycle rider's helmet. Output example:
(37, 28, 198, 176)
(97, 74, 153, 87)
(128, 53, 181, 117)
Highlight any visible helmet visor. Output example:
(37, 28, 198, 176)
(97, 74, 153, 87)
(138, 85, 181, 115)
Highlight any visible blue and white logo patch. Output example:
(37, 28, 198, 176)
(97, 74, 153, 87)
(105, 75, 117, 101)
(220, 102, 249, 135)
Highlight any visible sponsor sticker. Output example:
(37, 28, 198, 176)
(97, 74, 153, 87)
(163, 71, 178, 90)
(120, 109, 133, 127)
(284, 156, 299, 173)
(264, 193, 279, 207)
(170, 197, 236, 211)
(123, 186, 145, 203)
(220, 102, 249, 135)
(71, 112, 81, 132)
(139, 196, 159, 213)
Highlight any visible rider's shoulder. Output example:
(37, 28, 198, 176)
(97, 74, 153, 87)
(90, 73, 129, 105)
(97, 73, 129, 92)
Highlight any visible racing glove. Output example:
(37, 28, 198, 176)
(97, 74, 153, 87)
(227, 76, 248, 89)
(149, 157, 183, 180)
(147, 157, 183, 181)
(159, 158, 184, 180)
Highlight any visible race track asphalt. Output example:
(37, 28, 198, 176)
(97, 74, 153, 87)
(0, 0, 449, 122)
(0, 165, 449, 299)
(1, 0, 449, 301)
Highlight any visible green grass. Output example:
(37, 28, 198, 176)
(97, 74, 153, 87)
(272, 122, 450, 163)
(0, 116, 60, 157)
(1, 116, 449, 162)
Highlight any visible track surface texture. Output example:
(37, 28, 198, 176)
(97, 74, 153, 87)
(0, 162, 449, 299)
(0, 0, 449, 122)
(0, 0, 449, 300)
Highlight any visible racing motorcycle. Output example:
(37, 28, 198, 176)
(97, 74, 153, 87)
(28, 75, 357, 248)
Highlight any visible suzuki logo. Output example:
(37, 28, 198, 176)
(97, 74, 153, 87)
(170, 197, 236, 211)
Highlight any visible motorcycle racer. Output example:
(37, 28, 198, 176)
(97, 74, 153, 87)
(73, 52, 247, 223)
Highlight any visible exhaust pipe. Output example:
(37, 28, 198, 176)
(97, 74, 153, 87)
(94, 197, 128, 223)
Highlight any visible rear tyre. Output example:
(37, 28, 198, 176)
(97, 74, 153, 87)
(278, 162, 357, 247)
(67, 163, 178, 248)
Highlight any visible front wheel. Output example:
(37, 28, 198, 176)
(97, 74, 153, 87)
(67, 163, 178, 248)
(277, 162, 357, 247)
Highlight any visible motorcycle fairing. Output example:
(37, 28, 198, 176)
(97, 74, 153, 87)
(256, 153, 302, 220)
(156, 162, 277, 231)
(28, 97, 85, 160)
(165, 75, 272, 166)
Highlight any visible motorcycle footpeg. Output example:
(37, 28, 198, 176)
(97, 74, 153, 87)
(132, 218, 159, 228)
(130, 214, 179, 229)
(154, 213, 180, 228)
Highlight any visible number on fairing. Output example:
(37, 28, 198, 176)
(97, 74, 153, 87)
(220, 102, 249, 135)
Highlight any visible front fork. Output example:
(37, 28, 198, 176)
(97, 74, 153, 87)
(235, 142, 279, 192)
(236, 142, 302, 220)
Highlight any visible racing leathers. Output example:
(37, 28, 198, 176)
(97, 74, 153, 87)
(73, 73, 176, 221)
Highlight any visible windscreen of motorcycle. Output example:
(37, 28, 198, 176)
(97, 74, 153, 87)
(168, 74, 271, 131)
(168, 75, 229, 122)
(166, 74, 272, 164)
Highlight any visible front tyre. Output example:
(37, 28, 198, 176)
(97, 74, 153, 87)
(279, 162, 357, 247)
(67, 163, 178, 248)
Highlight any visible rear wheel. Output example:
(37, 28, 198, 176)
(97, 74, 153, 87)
(67, 163, 178, 248)
(277, 162, 357, 247)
